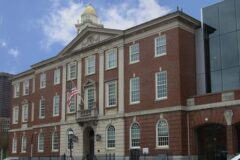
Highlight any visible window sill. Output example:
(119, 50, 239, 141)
(105, 66, 117, 71)
(154, 53, 166, 58)
(129, 146, 141, 150)
(38, 150, 44, 153)
(129, 60, 139, 65)
(106, 148, 115, 151)
(22, 121, 28, 124)
(52, 150, 59, 152)
(39, 117, 45, 119)
(155, 146, 169, 149)
(67, 78, 76, 81)
(105, 105, 117, 109)
(85, 73, 95, 76)
(40, 87, 46, 89)
(155, 97, 167, 101)
(53, 114, 60, 117)
(67, 112, 76, 115)
(130, 101, 140, 105)
(21, 151, 26, 153)
(54, 83, 61, 86)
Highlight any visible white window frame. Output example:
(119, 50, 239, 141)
(38, 133, 44, 152)
(14, 83, 20, 98)
(106, 125, 115, 149)
(105, 49, 117, 70)
(12, 106, 19, 124)
(40, 73, 46, 89)
(68, 95, 76, 113)
(21, 135, 27, 153)
(130, 123, 140, 149)
(53, 95, 60, 116)
(156, 119, 169, 149)
(23, 80, 29, 96)
(155, 71, 167, 100)
(54, 68, 61, 85)
(130, 77, 140, 104)
(129, 43, 140, 64)
(85, 56, 95, 75)
(39, 98, 45, 119)
(154, 35, 166, 57)
(105, 81, 117, 108)
(22, 104, 28, 123)
(12, 136, 17, 153)
(67, 62, 77, 81)
(84, 87, 95, 109)
(52, 132, 59, 152)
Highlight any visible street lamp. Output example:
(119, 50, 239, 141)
(68, 128, 74, 160)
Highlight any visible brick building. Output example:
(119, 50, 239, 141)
(8, 3, 240, 160)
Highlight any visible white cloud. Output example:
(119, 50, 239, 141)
(0, 41, 6, 47)
(8, 48, 19, 58)
(39, 0, 171, 48)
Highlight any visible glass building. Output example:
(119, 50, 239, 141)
(202, 0, 240, 92)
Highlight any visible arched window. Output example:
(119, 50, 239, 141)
(52, 132, 59, 152)
(21, 135, 27, 153)
(156, 119, 169, 147)
(130, 123, 140, 148)
(107, 125, 115, 148)
(12, 136, 17, 153)
(38, 133, 44, 152)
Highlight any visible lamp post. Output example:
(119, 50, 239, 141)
(68, 128, 74, 160)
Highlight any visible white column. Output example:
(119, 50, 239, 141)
(77, 60, 82, 111)
(61, 64, 67, 121)
(118, 45, 124, 114)
(99, 51, 104, 116)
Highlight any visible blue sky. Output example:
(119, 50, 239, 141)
(0, 0, 220, 74)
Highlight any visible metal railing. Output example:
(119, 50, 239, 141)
(76, 108, 98, 122)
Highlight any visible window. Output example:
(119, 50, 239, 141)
(130, 123, 140, 148)
(12, 136, 17, 153)
(52, 132, 59, 152)
(54, 69, 61, 85)
(40, 73, 46, 89)
(85, 56, 95, 75)
(14, 83, 20, 98)
(85, 87, 95, 109)
(39, 98, 45, 119)
(22, 104, 28, 122)
(107, 125, 115, 149)
(13, 107, 19, 124)
(23, 80, 29, 95)
(156, 120, 169, 148)
(129, 43, 140, 63)
(155, 71, 167, 100)
(38, 133, 44, 152)
(130, 77, 140, 104)
(53, 95, 60, 116)
(155, 35, 166, 57)
(21, 135, 27, 153)
(106, 49, 117, 70)
(106, 81, 117, 107)
(68, 95, 76, 113)
(68, 63, 77, 80)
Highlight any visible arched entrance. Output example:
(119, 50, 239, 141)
(83, 127, 95, 160)
(196, 124, 227, 160)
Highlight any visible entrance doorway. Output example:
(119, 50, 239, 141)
(197, 124, 227, 160)
(83, 127, 95, 160)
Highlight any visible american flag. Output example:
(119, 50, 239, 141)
(67, 87, 78, 107)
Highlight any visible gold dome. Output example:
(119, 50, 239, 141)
(83, 5, 96, 15)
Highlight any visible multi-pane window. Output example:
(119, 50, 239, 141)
(39, 98, 45, 119)
(155, 71, 167, 100)
(130, 77, 140, 104)
(106, 81, 117, 107)
(52, 132, 59, 152)
(54, 69, 61, 85)
(86, 56, 95, 75)
(107, 125, 115, 149)
(157, 120, 169, 147)
(21, 135, 27, 153)
(130, 123, 140, 148)
(106, 49, 117, 70)
(23, 80, 29, 95)
(12, 137, 17, 153)
(155, 35, 166, 57)
(85, 87, 95, 109)
(40, 73, 46, 89)
(68, 95, 76, 113)
(22, 104, 28, 122)
(13, 107, 19, 124)
(53, 95, 60, 116)
(38, 133, 44, 152)
(129, 43, 140, 63)
(14, 83, 20, 98)
(68, 63, 76, 80)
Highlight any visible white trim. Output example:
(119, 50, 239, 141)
(105, 81, 117, 108)
(38, 133, 44, 152)
(67, 95, 76, 113)
(155, 71, 168, 100)
(53, 95, 60, 117)
(14, 83, 20, 98)
(51, 132, 59, 152)
(67, 62, 77, 81)
(129, 43, 140, 64)
(156, 119, 169, 148)
(129, 122, 141, 149)
(130, 77, 140, 105)
(22, 104, 28, 123)
(21, 135, 27, 153)
(23, 80, 29, 96)
(154, 35, 166, 57)
(54, 68, 61, 85)
(12, 106, 19, 124)
(106, 125, 116, 150)
(12, 136, 17, 153)
(39, 98, 45, 119)
(85, 87, 95, 110)
(40, 73, 46, 89)
(85, 55, 96, 76)
(105, 48, 117, 70)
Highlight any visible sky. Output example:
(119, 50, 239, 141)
(0, 0, 221, 74)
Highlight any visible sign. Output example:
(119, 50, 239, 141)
(142, 148, 149, 154)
